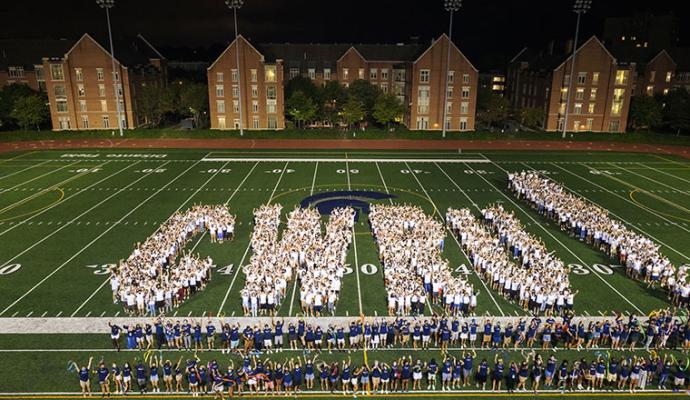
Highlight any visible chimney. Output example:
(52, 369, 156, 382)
(565, 39, 574, 54)
(548, 40, 555, 55)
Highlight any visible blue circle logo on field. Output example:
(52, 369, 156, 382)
(300, 190, 395, 221)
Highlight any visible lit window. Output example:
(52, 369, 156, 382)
(342, 68, 349, 80)
(231, 69, 238, 82)
(264, 66, 276, 82)
(75, 68, 83, 81)
(96, 68, 104, 81)
(615, 70, 628, 85)
(81, 115, 89, 129)
(251, 85, 258, 98)
(589, 88, 597, 101)
(460, 101, 469, 114)
(666, 72, 672, 83)
(575, 87, 584, 100)
(77, 84, 85, 97)
(588, 103, 595, 114)
(216, 84, 225, 97)
(50, 64, 64, 81)
(253, 116, 259, 129)
(98, 84, 106, 97)
(381, 69, 388, 80)
(574, 103, 582, 114)
(289, 68, 299, 79)
(650, 71, 656, 83)
(324, 69, 331, 80)
(101, 100, 108, 112)
(216, 72, 224, 82)
(592, 72, 599, 85)
(308, 68, 316, 80)
(102, 115, 110, 128)
(251, 69, 257, 82)
(232, 85, 239, 98)
(217, 116, 226, 129)
(233, 100, 239, 113)
(462, 73, 470, 84)
(216, 100, 225, 113)
(448, 71, 454, 83)
(370, 68, 377, 80)
(646, 85, 654, 96)
(79, 100, 87, 112)
(577, 72, 587, 84)
(447, 86, 453, 98)
(358, 68, 365, 79)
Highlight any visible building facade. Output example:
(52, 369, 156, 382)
(507, 36, 635, 133)
(0, 39, 76, 92)
(43, 33, 166, 131)
(207, 35, 285, 130)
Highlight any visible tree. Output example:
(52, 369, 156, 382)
(285, 76, 320, 104)
(178, 82, 208, 128)
(660, 88, 690, 134)
(10, 95, 49, 131)
(476, 87, 510, 128)
(137, 84, 167, 126)
(629, 95, 662, 131)
(340, 97, 365, 128)
(372, 93, 404, 131)
(286, 90, 318, 128)
(0, 84, 38, 129)
(318, 81, 347, 124)
(517, 107, 544, 129)
(347, 79, 381, 117)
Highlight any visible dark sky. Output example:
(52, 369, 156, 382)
(1, 0, 686, 69)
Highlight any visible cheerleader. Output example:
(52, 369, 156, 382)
(150, 356, 160, 393)
(95, 361, 110, 397)
(78, 357, 93, 398)
(122, 361, 132, 394)
(304, 355, 317, 389)
(111, 362, 122, 394)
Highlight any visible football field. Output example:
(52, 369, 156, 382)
(0, 148, 688, 320)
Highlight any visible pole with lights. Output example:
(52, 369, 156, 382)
(225, 0, 244, 136)
(442, 0, 461, 138)
(96, 0, 124, 137)
(562, 0, 592, 138)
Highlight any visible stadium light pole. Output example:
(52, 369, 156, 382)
(225, 0, 244, 136)
(562, 0, 592, 139)
(96, 0, 124, 137)
(442, 0, 462, 139)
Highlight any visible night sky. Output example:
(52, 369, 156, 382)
(2, 0, 686, 69)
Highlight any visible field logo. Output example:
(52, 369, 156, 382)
(300, 190, 395, 221)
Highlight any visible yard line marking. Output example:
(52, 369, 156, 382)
(533, 163, 690, 261)
(0, 151, 37, 163)
(309, 161, 318, 196)
(374, 162, 394, 205)
(471, 161, 644, 315)
(434, 162, 507, 316)
(0, 161, 157, 269)
(202, 157, 491, 163)
(0, 160, 80, 196)
(40, 311, 47, 317)
(611, 163, 690, 198)
(0, 159, 52, 181)
(71, 159, 229, 316)
(346, 158, 363, 316)
(0, 160, 200, 316)
(639, 162, 690, 184)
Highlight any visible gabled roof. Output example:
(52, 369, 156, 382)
(63, 33, 164, 67)
(414, 34, 478, 72)
(553, 36, 616, 71)
(337, 46, 366, 63)
(208, 35, 264, 71)
(0, 38, 75, 70)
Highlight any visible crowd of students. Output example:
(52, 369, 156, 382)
(369, 204, 477, 317)
(508, 171, 686, 304)
(109, 205, 235, 316)
(240, 205, 355, 317)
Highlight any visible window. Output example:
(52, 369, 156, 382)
(216, 84, 224, 97)
(592, 72, 599, 85)
(461, 86, 470, 98)
(98, 84, 106, 97)
(252, 100, 258, 113)
(264, 66, 276, 82)
(8, 66, 24, 78)
(573, 120, 580, 132)
(447, 86, 453, 98)
(342, 68, 349, 80)
(100, 100, 108, 112)
(289, 68, 299, 79)
(324, 68, 331, 80)
(116, 84, 123, 97)
(445, 117, 452, 130)
(233, 119, 240, 129)
(370, 68, 377, 80)
(577, 72, 587, 84)
(646, 85, 654, 96)
(447, 71, 454, 83)
(446, 101, 452, 114)
(251, 85, 258, 98)
(58, 116, 70, 130)
(420, 69, 430, 83)
(459, 117, 468, 130)
(559, 103, 566, 115)
(575, 87, 584, 100)
(232, 100, 239, 113)
(102, 115, 110, 128)
(112, 71, 120, 82)
(358, 68, 365, 79)
(251, 69, 257, 82)
(557, 118, 565, 131)
(609, 120, 620, 132)
(81, 115, 89, 129)
(560, 87, 568, 101)
(462, 73, 470, 84)
(267, 116, 277, 129)
(588, 103, 595, 114)
(585, 118, 593, 131)
(216, 100, 225, 113)
(381, 69, 388, 80)
(649, 71, 656, 83)
(663, 88, 669, 95)
(590, 88, 597, 101)
(79, 100, 87, 112)
(266, 86, 276, 100)
(266, 101, 276, 114)
(416, 117, 429, 130)
(252, 116, 259, 129)
(75, 68, 83, 81)
(564, 74, 570, 85)
(611, 88, 625, 116)
(56, 99, 68, 113)
(54, 84, 66, 97)
(394, 69, 405, 82)
(96, 68, 104, 81)
(573, 103, 582, 115)
(460, 101, 469, 114)
(666, 71, 672, 83)
(380, 82, 388, 93)
(216, 72, 224, 82)
(615, 70, 628, 85)
(417, 86, 430, 114)
(230, 69, 238, 82)
(50, 64, 64, 81)
(35, 66, 44, 82)
(232, 85, 239, 98)
(217, 116, 226, 129)
(308, 68, 316, 80)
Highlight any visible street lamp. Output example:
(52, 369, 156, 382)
(96, 0, 124, 137)
(442, 0, 462, 138)
(225, 0, 244, 136)
(562, 0, 592, 138)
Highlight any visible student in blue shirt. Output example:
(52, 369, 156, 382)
(135, 359, 148, 394)
(149, 356, 160, 393)
(108, 322, 121, 351)
(111, 362, 122, 395)
(78, 356, 93, 397)
(206, 320, 216, 350)
(122, 361, 132, 394)
(95, 361, 109, 397)
(193, 321, 203, 351)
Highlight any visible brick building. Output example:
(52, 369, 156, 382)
(0, 39, 75, 92)
(43, 33, 166, 131)
(506, 36, 635, 133)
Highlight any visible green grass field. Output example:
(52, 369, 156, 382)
(0, 147, 689, 398)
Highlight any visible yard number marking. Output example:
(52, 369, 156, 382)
(569, 263, 620, 276)
(85, 263, 115, 275)
(0, 263, 21, 275)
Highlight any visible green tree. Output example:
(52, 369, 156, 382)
(0, 84, 38, 129)
(347, 79, 381, 117)
(372, 93, 404, 131)
(137, 84, 167, 126)
(286, 90, 318, 128)
(9, 95, 49, 131)
(178, 82, 208, 128)
(476, 87, 510, 128)
(629, 95, 662, 131)
(341, 97, 365, 128)
(517, 107, 544, 129)
(661, 88, 690, 134)
(318, 81, 347, 124)
(285, 76, 320, 104)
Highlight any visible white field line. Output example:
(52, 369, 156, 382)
(0, 161, 165, 271)
(201, 157, 491, 163)
(0, 160, 139, 238)
(309, 161, 318, 196)
(553, 162, 690, 242)
(0, 160, 198, 316)
(374, 162, 394, 205)
(70, 160, 230, 317)
(433, 162, 507, 316)
(528, 162, 690, 261)
(346, 159, 363, 316)
(469, 161, 644, 315)
(611, 163, 690, 198)
(0, 159, 52, 181)
(639, 162, 690, 184)
(217, 161, 285, 315)
(0, 160, 81, 195)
